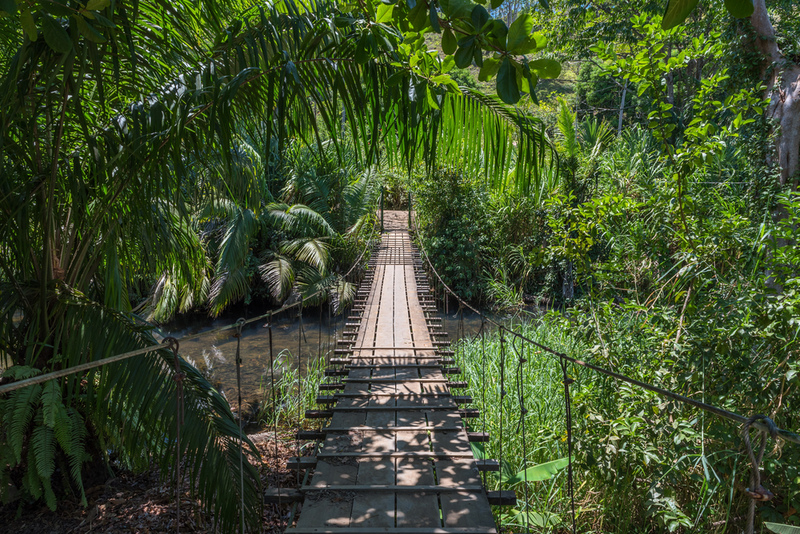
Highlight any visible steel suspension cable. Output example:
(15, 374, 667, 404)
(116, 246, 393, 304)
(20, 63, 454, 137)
(560, 357, 577, 533)
(267, 313, 284, 530)
(233, 318, 246, 534)
(480, 313, 488, 488)
(498, 329, 507, 497)
(296, 296, 303, 487)
(513, 335, 530, 534)
(165, 337, 183, 534)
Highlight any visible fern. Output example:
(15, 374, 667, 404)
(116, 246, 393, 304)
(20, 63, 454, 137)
(7, 383, 42, 463)
(66, 409, 89, 506)
(556, 96, 578, 159)
(40, 380, 61, 428)
(32, 423, 58, 510)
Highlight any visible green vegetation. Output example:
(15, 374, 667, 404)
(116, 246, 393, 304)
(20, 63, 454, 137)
(0, 0, 799, 532)
(457, 320, 583, 530)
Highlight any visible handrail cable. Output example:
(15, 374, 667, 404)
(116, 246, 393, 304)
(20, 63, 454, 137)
(411, 227, 800, 446)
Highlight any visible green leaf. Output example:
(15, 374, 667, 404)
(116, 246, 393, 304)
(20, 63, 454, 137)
(86, 0, 111, 10)
(41, 381, 62, 428)
(442, 28, 457, 55)
(504, 458, 569, 485)
(471, 5, 490, 29)
(529, 58, 561, 79)
(75, 15, 106, 43)
(439, 0, 477, 19)
(765, 524, 800, 534)
(724, 0, 754, 18)
(661, 0, 700, 30)
(472, 46, 482, 68)
(426, 86, 440, 110)
(41, 13, 72, 53)
(497, 57, 520, 104)
(376, 3, 394, 23)
(512, 35, 542, 55)
(20, 8, 37, 40)
(429, 4, 441, 33)
(478, 57, 500, 81)
(507, 13, 533, 52)
(0, 0, 16, 15)
(454, 39, 474, 69)
(491, 0, 503, 8)
(441, 55, 455, 73)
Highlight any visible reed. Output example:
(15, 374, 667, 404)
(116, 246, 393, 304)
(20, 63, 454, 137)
(456, 317, 587, 531)
(257, 350, 327, 428)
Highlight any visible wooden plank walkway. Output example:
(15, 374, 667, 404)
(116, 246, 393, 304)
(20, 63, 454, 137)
(285, 211, 498, 534)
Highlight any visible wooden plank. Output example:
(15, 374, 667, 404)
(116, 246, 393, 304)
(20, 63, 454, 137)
(486, 491, 517, 506)
(294, 495, 353, 528)
(350, 459, 394, 527)
(264, 488, 303, 503)
(309, 460, 359, 487)
(396, 430, 431, 452)
(441, 491, 496, 529)
(313, 426, 464, 432)
(396, 457, 441, 527)
(303, 485, 484, 492)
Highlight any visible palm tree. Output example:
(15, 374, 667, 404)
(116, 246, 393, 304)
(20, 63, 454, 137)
(0, 0, 556, 528)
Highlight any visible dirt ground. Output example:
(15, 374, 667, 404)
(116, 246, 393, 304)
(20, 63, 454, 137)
(0, 432, 303, 534)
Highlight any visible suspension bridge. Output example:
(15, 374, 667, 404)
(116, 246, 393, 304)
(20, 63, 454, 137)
(2, 208, 799, 533)
(267, 210, 505, 533)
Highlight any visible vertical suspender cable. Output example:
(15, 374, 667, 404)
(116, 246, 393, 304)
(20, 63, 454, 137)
(297, 296, 304, 487)
(165, 337, 183, 534)
(560, 358, 577, 533)
(480, 313, 488, 488)
(234, 318, 246, 534)
(499, 329, 507, 494)
(515, 336, 530, 534)
(267, 314, 283, 529)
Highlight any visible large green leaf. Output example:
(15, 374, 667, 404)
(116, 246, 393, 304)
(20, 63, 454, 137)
(529, 58, 561, 79)
(455, 40, 475, 69)
(20, 8, 37, 40)
(439, 0, 476, 19)
(41, 13, 72, 53)
(506, 12, 533, 52)
(765, 524, 800, 534)
(478, 57, 500, 81)
(724, 0, 754, 18)
(442, 28, 457, 55)
(497, 57, 520, 104)
(504, 457, 569, 485)
(661, 0, 700, 30)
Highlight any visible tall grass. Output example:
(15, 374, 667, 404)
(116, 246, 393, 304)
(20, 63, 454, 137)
(257, 350, 326, 428)
(456, 316, 587, 531)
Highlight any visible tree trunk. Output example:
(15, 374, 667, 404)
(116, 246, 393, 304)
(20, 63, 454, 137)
(751, 0, 800, 190)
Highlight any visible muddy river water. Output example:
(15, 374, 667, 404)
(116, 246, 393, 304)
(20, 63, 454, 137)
(158, 304, 494, 419)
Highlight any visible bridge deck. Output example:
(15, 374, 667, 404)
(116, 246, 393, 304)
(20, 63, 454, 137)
(286, 211, 497, 534)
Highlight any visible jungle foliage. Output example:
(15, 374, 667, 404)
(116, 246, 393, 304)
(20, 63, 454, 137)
(0, 0, 558, 528)
(412, 1, 800, 532)
(0, 0, 798, 532)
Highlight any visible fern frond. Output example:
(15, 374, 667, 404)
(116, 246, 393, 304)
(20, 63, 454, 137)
(40, 381, 62, 429)
(8, 383, 41, 463)
(32, 424, 56, 483)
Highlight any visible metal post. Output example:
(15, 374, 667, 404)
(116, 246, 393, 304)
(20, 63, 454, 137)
(380, 187, 385, 233)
